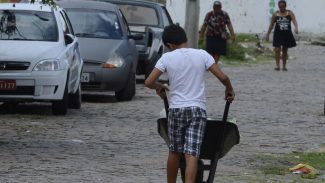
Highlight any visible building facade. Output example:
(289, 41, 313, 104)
(166, 0, 325, 34)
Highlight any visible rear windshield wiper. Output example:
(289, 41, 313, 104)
(34, 14, 49, 21)
(75, 33, 98, 37)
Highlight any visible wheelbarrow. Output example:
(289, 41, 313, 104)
(157, 97, 240, 183)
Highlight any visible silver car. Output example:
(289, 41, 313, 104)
(0, 2, 83, 115)
(58, 0, 141, 101)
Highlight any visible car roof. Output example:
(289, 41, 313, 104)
(97, 0, 164, 7)
(0, 3, 54, 12)
(57, 0, 118, 11)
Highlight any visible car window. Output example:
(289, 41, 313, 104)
(161, 7, 173, 26)
(119, 9, 130, 35)
(60, 10, 74, 35)
(0, 10, 58, 41)
(65, 9, 122, 39)
(118, 5, 159, 26)
(58, 11, 70, 35)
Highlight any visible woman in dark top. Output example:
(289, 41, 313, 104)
(266, 0, 298, 71)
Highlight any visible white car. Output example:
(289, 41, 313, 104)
(0, 2, 83, 115)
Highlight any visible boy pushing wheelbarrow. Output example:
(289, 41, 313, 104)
(145, 24, 235, 183)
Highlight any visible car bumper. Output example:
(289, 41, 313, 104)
(0, 70, 67, 102)
(81, 63, 131, 92)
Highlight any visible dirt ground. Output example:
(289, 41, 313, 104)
(0, 43, 324, 183)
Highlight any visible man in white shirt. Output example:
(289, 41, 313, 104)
(145, 24, 235, 183)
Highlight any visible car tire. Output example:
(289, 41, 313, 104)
(115, 71, 136, 101)
(68, 84, 81, 109)
(1, 102, 18, 114)
(52, 82, 68, 115)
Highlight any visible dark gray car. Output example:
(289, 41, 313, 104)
(97, 0, 173, 78)
(58, 0, 140, 101)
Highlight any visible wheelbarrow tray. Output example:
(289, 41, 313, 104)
(157, 117, 240, 160)
(157, 99, 239, 182)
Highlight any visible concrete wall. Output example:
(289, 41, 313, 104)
(166, 0, 325, 34)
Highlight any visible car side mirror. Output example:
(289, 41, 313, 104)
(128, 33, 143, 40)
(64, 34, 74, 45)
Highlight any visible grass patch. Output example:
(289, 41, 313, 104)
(236, 33, 258, 42)
(198, 33, 274, 64)
(254, 150, 325, 180)
(261, 165, 287, 175)
(286, 152, 325, 170)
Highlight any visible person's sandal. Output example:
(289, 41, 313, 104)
(283, 68, 288, 71)
(274, 67, 280, 71)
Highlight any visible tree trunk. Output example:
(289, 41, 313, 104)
(184, 0, 200, 48)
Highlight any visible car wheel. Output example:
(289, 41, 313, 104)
(115, 71, 136, 101)
(52, 82, 68, 115)
(1, 102, 18, 114)
(68, 84, 81, 109)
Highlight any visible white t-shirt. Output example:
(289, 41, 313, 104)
(155, 48, 215, 110)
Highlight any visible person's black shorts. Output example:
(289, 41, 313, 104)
(206, 35, 227, 56)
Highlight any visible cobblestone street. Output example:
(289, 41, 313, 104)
(0, 44, 324, 182)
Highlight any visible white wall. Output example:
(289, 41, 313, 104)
(166, 0, 325, 34)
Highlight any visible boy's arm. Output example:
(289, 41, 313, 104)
(144, 68, 168, 98)
(208, 63, 235, 101)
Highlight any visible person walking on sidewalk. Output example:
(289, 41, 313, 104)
(145, 24, 235, 183)
(266, 0, 298, 71)
(199, 1, 236, 64)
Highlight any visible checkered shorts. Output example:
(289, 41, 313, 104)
(168, 107, 207, 158)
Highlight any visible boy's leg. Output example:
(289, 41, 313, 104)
(167, 151, 181, 183)
(184, 107, 207, 183)
(184, 154, 198, 183)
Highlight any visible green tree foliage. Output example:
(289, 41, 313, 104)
(30, 0, 55, 6)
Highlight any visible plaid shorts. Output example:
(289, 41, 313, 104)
(168, 106, 207, 158)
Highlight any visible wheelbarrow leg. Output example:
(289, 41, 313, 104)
(195, 159, 204, 183)
(206, 154, 220, 183)
(179, 156, 186, 182)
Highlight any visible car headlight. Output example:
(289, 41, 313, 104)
(102, 55, 125, 68)
(33, 59, 67, 71)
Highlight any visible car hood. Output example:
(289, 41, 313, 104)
(0, 41, 63, 63)
(78, 38, 124, 62)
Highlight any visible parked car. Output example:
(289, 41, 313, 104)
(57, 0, 140, 101)
(97, 0, 174, 78)
(0, 2, 83, 115)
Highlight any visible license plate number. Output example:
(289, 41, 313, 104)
(81, 73, 90, 83)
(0, 80, 16, 90)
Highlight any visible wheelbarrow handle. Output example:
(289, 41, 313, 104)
(163, 96, 169, 117)
(222, 101, 231, 122)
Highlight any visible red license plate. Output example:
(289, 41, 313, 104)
(0, 80, 16, 90)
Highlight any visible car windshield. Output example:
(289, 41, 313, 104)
(65, 9, 122, 39)
(0, 10, 58, 41)
(119, 5, 159, 26)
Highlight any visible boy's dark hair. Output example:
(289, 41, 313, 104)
(162, 24, 187, 47)
(278, 0, 286, 6)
